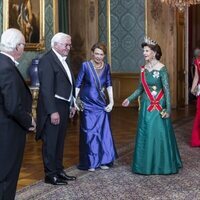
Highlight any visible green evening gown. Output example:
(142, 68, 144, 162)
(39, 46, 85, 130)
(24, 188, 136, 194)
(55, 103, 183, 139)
(128, 66, 182, 175)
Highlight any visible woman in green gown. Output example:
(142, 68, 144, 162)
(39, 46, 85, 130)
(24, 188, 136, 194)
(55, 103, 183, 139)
(122, 37, 182, 175)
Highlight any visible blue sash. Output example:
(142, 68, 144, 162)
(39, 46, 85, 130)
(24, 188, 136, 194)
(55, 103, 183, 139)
(87, 61, 106, 103)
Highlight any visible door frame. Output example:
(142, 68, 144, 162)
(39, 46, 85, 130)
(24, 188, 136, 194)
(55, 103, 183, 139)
(185, 9, 189, 105)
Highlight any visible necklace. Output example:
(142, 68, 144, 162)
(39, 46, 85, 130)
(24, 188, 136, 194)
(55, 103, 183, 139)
(145, 59, 159, 71)
(91, 60, 104, 70)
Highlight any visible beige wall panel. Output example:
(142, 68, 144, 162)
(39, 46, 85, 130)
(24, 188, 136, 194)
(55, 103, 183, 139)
(69, 0, 98, 75)
(86, 0, 99, 58)
(146, 1, 177, 108)
(112, 73, 140, 107)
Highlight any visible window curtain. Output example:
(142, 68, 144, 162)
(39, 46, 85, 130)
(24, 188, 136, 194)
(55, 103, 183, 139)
(58, 0, 69, 33)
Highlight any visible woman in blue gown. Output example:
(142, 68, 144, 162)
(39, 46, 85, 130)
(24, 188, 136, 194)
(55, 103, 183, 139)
(75, 43, 117, 172)
(122, 37, 182, 175)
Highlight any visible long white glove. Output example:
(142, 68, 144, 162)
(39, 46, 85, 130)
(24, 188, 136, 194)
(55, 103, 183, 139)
(75, 87, 80, 98)
(105, 86, 114, 112)
(75, 87, 80, 111)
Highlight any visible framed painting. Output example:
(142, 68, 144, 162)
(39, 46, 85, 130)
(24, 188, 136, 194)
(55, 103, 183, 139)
(3, 0, 45, 51)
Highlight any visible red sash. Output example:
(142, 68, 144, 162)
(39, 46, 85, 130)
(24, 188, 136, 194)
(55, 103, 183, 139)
(141, 66, 164, 112)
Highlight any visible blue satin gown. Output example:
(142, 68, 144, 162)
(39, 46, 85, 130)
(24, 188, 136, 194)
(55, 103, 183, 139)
(76, 61, 117, 170)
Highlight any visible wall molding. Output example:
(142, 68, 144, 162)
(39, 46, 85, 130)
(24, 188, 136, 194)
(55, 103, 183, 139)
(112, 72, 140, 107)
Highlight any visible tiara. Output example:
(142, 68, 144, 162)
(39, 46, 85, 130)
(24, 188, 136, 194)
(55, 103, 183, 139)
(144, 36, 157, 46)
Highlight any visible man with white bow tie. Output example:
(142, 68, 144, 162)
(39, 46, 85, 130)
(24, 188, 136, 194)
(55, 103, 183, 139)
(36, 32, 76, 185)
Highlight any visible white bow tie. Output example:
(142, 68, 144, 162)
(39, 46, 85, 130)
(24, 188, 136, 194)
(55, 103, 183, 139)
(62, 57, 67, 62)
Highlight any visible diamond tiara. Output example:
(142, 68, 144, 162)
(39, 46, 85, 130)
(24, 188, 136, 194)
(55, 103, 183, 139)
(144, 36, 157, 46)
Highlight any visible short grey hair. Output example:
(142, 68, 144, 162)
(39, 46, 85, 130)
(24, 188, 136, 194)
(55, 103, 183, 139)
(51, 32, 71, 48)
(0, 28, 24, 52)
(194, 48, 200, 58)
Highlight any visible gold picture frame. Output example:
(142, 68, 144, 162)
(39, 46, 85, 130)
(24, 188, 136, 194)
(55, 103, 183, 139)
(53, 0, 58, 34)
(3, 0, 45, 51)
(106, 0, 111, 66)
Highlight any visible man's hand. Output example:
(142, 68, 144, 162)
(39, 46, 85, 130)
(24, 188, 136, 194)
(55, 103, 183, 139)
(29, 117, 36, 131)
(51, 112, 60, 125)
(74, 101, 80, 111)
(69, 107, 76, 118)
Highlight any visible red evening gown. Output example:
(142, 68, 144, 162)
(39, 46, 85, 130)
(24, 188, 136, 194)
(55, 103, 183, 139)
(191, 58, 200, 147)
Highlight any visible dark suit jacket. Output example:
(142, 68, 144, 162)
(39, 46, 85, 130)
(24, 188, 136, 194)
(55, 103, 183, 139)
(0, 53, 32, 180)
(36, 50, 75, 140)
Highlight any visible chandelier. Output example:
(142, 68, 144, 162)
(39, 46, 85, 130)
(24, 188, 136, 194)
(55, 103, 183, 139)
(161, 0, 200, 12)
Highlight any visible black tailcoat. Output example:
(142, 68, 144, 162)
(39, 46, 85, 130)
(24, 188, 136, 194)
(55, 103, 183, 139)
(0, 53, 32, 200)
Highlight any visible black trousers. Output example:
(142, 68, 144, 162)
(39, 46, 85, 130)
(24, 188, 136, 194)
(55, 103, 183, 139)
(42, 99, 70, 177)
(0, 129, 26, 200)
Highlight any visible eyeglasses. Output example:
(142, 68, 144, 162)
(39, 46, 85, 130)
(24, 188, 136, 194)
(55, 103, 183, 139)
(56, 42, 72, 48)
(18, 43, 26, 47)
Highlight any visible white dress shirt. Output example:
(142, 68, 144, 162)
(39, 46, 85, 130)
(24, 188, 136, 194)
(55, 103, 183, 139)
(52, 49, 73, 102)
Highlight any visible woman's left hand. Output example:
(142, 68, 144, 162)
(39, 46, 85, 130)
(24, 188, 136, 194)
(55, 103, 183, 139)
(160, 110, 170, 118)
(105, 103, 114, 112)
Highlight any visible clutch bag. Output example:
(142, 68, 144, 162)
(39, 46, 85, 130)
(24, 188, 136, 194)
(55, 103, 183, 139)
(76, 97, 84, 111)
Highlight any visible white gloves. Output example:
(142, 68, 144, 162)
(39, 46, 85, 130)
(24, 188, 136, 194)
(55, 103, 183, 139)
(75, 87, 80, 111)
(75, 87, 114, 112)
(105, 86, 114, 112)
(75, 87, 80, 99)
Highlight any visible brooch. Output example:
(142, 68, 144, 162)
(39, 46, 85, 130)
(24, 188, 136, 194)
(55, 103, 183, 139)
(151, 85, 157, 97)
(153, 71, 160, 78)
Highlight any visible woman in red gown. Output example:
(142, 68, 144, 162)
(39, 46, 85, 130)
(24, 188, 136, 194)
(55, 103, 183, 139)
(191, 50, 200, 147)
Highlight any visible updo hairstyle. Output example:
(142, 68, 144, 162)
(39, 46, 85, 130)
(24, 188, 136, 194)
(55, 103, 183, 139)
(141, 42, 162, 60)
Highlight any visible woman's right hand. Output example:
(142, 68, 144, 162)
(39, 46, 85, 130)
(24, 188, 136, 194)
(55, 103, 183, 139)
(191, 86, 198, 96)
(122, 98, 130, 107)
(191, 88, 196, 96)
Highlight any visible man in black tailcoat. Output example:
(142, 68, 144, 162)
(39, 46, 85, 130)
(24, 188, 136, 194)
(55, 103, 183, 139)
(36, 32, 76, 185)
(0, 28, 36, 200)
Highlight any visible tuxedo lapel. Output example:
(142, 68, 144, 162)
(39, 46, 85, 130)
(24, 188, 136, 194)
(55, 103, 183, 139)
(67, 62, 75, 85)
(66, 61, 75, 96)
(51, 51, 68, 77)
(51, 50, 73, 84)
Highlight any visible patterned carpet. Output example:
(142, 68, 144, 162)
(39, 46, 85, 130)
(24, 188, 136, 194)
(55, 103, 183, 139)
(16, 117, 200, 200)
